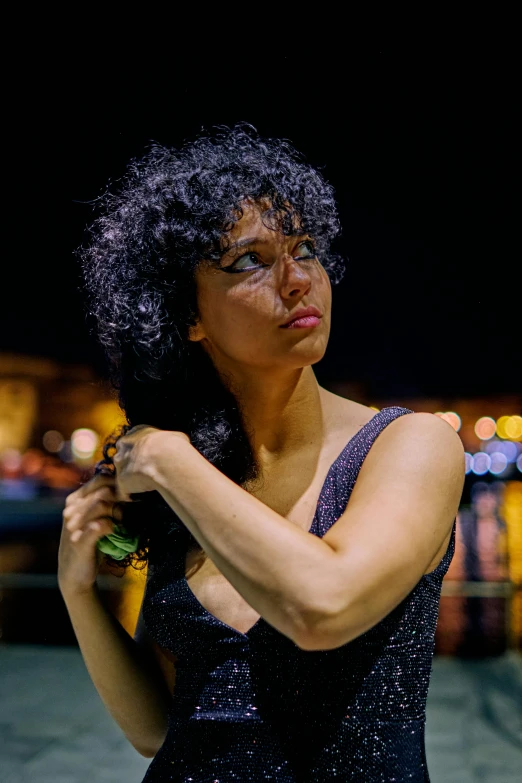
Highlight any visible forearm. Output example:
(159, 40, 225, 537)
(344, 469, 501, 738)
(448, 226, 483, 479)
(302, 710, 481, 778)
(61, 584, 171, 757)
(146, 433, 338, 645)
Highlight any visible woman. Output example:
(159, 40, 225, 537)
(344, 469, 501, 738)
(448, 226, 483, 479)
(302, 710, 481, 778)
(58, 124, 465, 781)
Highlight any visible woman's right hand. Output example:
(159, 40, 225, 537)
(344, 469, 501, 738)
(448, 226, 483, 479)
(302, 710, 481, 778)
(58, 474, 122, 597)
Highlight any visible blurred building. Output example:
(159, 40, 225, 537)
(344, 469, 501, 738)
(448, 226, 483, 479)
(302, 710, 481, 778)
(0, 353, 125, 497)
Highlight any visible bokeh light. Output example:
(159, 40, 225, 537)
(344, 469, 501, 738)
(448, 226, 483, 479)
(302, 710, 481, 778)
(505, 415, 522, 440)
(71, 428, 99, 459)
(471, 452, 491, 475)
(483, 439, 518, 462)
(1, 448, 22, 472)
(435, 411, 461, 431)
(464, 452, 473, 474)
(440, 411, 461, 431)
(489, 452, 508, 475)
(42, 430, 64, 453)
(474, 416, 496, 440)
(495, 415, 522, 440)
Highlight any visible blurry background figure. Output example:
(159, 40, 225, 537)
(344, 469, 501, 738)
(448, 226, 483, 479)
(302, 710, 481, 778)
(436, 480, 522, 656)
(458, 483, 508, 656)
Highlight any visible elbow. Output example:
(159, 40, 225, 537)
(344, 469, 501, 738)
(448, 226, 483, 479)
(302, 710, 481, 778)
(294, 592, 360, 651)
(296, 626, 350, 652)
(292, 603, 349, 652)
(297, 601, 386, 651)
(136, 737, 164, 758)
(133, 727, 168, 758)
(137, 746, 155, 758)
(297, 622, 359, 652)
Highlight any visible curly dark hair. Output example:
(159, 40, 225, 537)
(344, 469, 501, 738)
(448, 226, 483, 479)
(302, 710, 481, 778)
(78, 122, 346, 570)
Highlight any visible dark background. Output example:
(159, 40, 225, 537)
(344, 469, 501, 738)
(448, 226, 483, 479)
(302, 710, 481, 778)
(3, 54, 519, 399)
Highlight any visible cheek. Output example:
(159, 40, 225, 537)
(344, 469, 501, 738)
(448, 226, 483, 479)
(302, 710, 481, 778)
(203, 286, 271, 344)
(318, 264, 332, 295)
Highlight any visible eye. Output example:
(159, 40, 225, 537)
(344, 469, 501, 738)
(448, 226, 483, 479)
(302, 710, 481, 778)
(220, 251, 265, 273)
(294, 240, 317, 259)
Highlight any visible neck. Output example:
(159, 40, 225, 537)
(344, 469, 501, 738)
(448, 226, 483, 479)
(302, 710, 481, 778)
(221, 364, 325, 468)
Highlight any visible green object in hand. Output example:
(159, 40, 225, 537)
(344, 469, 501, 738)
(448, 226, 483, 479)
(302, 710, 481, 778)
(96, 523, 139, 561)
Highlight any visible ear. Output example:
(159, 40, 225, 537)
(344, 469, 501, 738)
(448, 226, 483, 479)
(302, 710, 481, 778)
(187, 320, 205, 342)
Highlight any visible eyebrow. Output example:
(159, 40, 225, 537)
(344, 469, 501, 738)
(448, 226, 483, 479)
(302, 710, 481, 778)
(220, 233, 308, 257)
(220, 236, 271, 257)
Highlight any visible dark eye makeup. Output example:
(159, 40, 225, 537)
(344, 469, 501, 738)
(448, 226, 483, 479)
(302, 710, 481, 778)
(218, 239, 317, 274)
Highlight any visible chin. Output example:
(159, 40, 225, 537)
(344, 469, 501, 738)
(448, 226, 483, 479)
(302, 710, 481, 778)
(285, 345, 328, 367)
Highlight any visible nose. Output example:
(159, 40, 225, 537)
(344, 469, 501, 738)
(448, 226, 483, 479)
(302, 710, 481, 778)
(278, 253, 312, 300)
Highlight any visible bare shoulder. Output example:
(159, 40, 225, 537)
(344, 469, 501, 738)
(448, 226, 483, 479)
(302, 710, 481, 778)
(356, 409, 466, 487)
(319, 388, 378, 436)
(321, 397, 465, 546)
(382, 410, 466, 456)
(322, 388, 465, 466)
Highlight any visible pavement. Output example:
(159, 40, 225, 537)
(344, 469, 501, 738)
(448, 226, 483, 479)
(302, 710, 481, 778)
(0, 645, 520, 783)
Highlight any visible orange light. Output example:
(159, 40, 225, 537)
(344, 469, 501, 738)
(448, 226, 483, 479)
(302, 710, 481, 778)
(475, 416, 497, 440)
(440, 411, 461, 432)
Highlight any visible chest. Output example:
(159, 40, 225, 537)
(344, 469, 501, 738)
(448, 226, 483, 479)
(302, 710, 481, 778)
(183, 432, 354, 635)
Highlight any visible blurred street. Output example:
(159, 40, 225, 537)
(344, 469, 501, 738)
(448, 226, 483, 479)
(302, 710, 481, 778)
(0, 645, 520, 783)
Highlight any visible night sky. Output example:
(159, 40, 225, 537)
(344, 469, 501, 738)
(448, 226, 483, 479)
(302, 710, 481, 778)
(3, 54, 519, 400)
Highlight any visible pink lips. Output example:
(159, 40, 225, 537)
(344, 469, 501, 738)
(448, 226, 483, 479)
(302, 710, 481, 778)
(283, 315, 321, 329)
(280, 306, 323, 329)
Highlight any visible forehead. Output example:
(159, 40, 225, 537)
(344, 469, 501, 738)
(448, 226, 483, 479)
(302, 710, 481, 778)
(224, 198, 304, 246)
(228, 201, 269, 239)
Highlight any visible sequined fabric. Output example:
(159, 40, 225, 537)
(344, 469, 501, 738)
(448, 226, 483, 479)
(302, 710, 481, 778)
(141, 406, 455, 781)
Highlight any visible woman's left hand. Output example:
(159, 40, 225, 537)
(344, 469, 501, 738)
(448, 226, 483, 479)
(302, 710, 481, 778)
(113, 425, 190, 500)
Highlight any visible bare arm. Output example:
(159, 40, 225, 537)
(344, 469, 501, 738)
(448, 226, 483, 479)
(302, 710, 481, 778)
(61, 584, 172, 758)
(117, 430, 336, 647)
(116, 413, 464, 653)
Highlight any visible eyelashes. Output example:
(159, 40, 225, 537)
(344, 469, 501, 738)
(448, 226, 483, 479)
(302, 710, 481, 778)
(219, 240, 318, 274)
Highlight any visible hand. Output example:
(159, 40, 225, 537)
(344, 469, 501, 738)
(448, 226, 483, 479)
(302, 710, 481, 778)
(58, 474, 123, 596)
(113, 425, 190, 500)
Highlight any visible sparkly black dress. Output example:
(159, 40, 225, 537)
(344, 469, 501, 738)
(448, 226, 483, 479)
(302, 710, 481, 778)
(141, 406, 455, 782)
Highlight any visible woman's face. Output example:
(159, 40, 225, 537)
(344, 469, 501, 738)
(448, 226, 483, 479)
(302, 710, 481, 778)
(189, 200, 332, 373)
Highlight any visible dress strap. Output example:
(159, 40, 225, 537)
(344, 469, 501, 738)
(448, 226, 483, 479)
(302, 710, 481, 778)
(314, 406, 415, 536)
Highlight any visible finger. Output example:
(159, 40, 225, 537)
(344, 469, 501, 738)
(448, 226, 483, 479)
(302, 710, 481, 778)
(122, 424, 155, 438)
(65, 474, 114, 505)
(65, 485, 124, 528)
(112, 502, 124, 521)
(115, 483, 132, 504)
(69, 517, 114, 544)
(72, 474, 117, 501)
(64, 492, 113, 527)
(64, 484, 118, 517)
(65, 497, 115, 531)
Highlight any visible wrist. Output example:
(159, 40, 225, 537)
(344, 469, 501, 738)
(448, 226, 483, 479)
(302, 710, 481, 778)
(141, 430, 192, 490)
(59, 581, 99, 604)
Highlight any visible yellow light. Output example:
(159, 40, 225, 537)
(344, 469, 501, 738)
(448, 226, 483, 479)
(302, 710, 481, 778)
(505, 415, 522, 440)
(497, 416, 511, 440)
(475, 416, 497, 440)
(91, 400, 127, 438)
